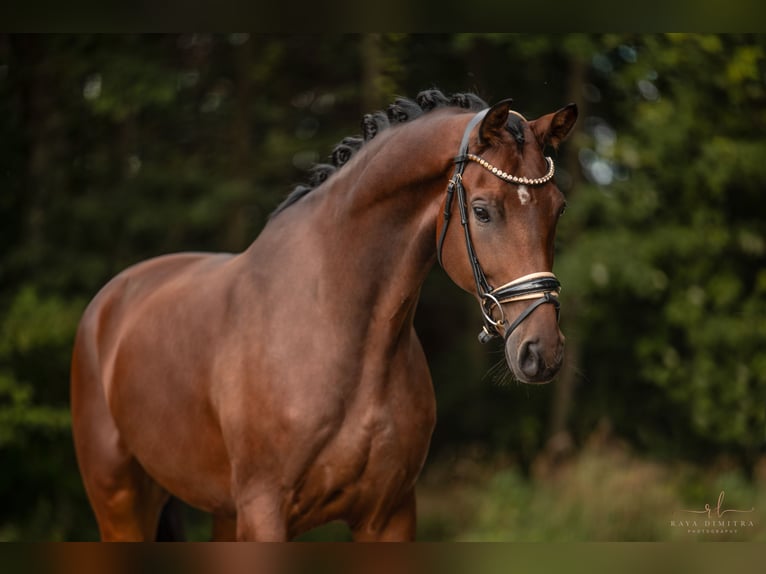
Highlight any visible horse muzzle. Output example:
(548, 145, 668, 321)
(505, 327, 565, 384)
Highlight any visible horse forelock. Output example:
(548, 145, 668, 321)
(269, 89, 488, 219)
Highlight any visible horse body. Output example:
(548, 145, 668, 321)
(71, 112, 463, 540)
(72, 94, 577, 540)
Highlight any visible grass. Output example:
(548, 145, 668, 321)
(415, 433, 766, 541)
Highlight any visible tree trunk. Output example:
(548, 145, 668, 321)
(547, 48, 589, 447)
(9, 35, 66, 275)
(225, 34, 254, 251)
(360, 34, 384, 113)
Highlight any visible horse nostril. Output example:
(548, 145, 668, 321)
(519, 340, 542, 379)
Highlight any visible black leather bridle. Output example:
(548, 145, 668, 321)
(437, 109, 562, 344)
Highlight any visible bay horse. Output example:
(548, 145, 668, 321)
(70, 90, 577, 541)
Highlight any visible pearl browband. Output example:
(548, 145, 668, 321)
(466, 153, 555, 186)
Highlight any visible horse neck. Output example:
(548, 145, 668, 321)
(272, 112, 468, 343)
(331, 115, 464, 326)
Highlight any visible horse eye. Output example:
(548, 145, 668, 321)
(559, 203, 567, 217)
(473, 206, 491, 223)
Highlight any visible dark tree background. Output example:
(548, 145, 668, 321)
(1, 34, 764, 540)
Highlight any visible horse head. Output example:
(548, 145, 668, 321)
(437, 99, 578, 384)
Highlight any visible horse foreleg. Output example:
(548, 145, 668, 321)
(235, 493, 288, 541)
(351, 489, 416, 542)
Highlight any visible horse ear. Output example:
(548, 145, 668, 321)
(478, 98, 514, 145)
(530, 103, 578, 151)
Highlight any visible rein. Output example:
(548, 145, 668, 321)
(437, 109, 562, 344)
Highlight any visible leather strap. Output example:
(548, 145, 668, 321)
(437, 109, 488, 268)
(492, 275, 561, 304)
(503, 293, 560, 343)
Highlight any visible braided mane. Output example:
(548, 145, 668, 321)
(270, 89, 488, 218)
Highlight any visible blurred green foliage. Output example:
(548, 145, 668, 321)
(416, 438, 766, 542)
(0, 34, 764, 540)
(555, 34, 766, 460)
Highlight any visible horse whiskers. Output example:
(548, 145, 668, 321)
(484, 357, 516, 387)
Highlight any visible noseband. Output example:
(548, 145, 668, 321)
(437, 109, 562, 344)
